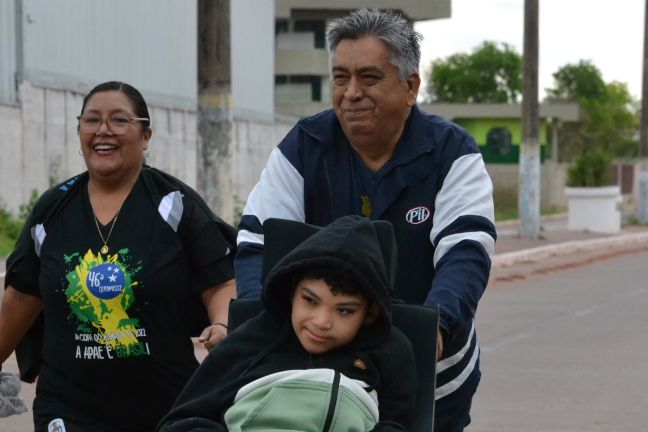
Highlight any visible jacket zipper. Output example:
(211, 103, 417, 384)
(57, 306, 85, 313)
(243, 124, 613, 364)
(322, 370, 341, 431)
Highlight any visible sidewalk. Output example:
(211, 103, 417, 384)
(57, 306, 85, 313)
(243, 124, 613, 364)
(494, 214, 648, 268)
(490, 213, 648, 290)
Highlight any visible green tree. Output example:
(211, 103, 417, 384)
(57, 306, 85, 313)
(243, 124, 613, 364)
(547, 60, 606, 100)
(547, 60, 638, 163)
(427, 41, 522, 103)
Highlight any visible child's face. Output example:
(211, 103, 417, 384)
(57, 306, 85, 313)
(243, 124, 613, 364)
(291, 277, 371, 354)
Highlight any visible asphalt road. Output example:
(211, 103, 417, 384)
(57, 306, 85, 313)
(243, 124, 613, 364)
(471, 249, 648, 431)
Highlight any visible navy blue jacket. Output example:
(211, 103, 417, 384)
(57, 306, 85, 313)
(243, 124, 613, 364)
(235, 106, 496, 400)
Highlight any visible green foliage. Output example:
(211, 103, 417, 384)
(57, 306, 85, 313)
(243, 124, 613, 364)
(0, 208, 24, 258)
(546, 60, 638, 163)
(0, 190, 39, 257)
(546, 60, 607, 100)
(19, 190, 40, 220)
(427, 41, 522, 103)
(566, 150, 613, 187)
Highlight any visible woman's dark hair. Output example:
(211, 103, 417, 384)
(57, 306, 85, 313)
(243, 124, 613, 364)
(79, 81, 151, 132)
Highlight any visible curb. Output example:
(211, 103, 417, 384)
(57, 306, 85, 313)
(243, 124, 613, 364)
(495, 213, 568, 229)
(493, 230, 648, 269)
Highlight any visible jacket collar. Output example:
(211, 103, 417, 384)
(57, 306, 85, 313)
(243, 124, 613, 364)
(298, 105, 436, 161)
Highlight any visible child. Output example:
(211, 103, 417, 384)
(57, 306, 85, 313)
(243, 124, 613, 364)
(158, 216, 416, 431)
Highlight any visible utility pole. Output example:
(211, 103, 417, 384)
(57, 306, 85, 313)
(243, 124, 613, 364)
(197, 0, 234, 221)
(638, 0, 648, 222)
(519, 0, 541, 237)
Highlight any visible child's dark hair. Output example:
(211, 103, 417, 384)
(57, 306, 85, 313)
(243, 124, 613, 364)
(293, 265, 365, 297)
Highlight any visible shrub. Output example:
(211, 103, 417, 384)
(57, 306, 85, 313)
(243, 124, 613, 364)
(0, 209, 24, 257)
(566, 150, 613, 187)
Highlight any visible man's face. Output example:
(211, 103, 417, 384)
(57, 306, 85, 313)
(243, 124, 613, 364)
(291, 278, 371, 354)
(331, 36, 419, 147)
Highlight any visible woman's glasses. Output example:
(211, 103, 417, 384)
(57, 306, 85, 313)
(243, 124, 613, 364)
(77, 115, 149, 135)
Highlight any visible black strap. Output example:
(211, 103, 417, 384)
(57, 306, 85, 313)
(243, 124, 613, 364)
(323, 371, 341, 431)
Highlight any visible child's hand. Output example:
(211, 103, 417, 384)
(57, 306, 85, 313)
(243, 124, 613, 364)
(436, 329, 445, 361)
(0, 371, 28, 417)
(198, 323, 228, 351)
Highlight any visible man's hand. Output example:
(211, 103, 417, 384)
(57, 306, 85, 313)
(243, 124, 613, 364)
(198, 323, 228, 351)
(436, 329, 445, 361)
(0, 371, 27, 418)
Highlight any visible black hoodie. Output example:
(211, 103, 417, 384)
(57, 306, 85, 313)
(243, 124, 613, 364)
(158, 216, 416, 431)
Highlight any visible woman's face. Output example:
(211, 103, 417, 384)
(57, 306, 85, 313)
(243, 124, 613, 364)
(79, 90, 151, 181)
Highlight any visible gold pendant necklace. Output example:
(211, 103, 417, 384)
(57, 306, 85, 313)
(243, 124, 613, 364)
(93, 208, 121, 255)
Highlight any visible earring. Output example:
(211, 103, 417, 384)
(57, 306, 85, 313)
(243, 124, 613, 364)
(78, 148, 83, 156)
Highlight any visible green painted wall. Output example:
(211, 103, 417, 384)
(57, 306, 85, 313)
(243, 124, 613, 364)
(454, 117, 548, 164)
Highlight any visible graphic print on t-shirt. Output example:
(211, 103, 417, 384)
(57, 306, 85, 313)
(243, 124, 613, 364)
(64, 248, 151, 360)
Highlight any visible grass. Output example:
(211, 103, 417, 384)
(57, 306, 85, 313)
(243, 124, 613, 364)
(493, 187, 565, 222)
(0, 211, 23, 258)
(495, 205, 565, 222)
(0, 191, 37, 259)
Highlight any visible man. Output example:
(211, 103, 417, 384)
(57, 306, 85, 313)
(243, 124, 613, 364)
(234, 9, 496, 431)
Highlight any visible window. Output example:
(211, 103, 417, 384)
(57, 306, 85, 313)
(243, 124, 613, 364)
(294, 20, 326, 48)
(486, 127, 513, 155)
(275, 20, 288, 35)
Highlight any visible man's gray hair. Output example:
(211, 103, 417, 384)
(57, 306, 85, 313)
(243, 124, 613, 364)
(326, 9, 422, 82)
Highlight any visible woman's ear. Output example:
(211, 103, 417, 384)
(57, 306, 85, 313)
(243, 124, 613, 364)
(363, 303, 380, 325)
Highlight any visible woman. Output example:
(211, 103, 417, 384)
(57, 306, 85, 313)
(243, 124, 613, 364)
(0, 81, 236, 431)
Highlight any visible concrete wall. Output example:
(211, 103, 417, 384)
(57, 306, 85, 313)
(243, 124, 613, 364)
(231, 118, 294, 215)
(487, 162, 569, 210)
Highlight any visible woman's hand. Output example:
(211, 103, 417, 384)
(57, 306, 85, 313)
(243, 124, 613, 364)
(198, 323, 228, 351)
(199, 279, 236, 350)
(0, 371, 28, 418)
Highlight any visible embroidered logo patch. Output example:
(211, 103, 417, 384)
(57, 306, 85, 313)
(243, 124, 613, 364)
(405, 206, 430, 225)
(86, 263, 125, 300)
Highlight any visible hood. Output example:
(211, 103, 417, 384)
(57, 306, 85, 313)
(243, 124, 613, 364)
(262, 216, 395, 340)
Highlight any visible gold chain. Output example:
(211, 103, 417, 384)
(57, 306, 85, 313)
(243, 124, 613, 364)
(93, 208, 121, 255)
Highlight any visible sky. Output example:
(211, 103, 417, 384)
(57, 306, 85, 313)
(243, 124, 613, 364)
(414, 0, 645, 101)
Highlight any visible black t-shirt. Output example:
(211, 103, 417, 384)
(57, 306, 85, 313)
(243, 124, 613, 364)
(6, 168, 235, 431)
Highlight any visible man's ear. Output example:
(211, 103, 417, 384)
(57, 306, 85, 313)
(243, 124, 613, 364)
(363, 304, 380, 325)
(405, 73, 421, 106)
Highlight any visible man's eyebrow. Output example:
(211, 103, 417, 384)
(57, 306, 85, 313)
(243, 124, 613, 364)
(331, 65, 385, 76)
(357, 66, 384, 75)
